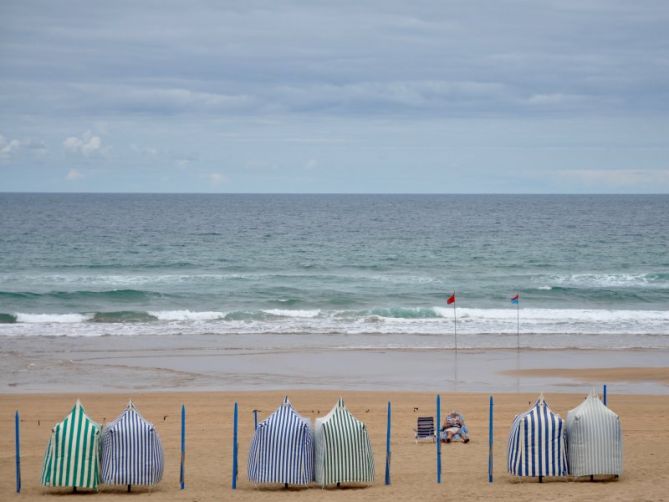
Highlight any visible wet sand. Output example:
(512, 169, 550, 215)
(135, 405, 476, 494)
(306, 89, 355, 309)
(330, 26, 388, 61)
(2, 334, 668, 394)
(1, 390, 668, 501)
(504, 367, 669, 385)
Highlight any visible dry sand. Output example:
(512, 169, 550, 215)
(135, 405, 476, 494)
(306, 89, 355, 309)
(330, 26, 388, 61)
(2, 389, 668, 501)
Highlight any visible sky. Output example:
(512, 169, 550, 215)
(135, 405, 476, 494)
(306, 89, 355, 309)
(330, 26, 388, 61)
(1, 0, 668, 193)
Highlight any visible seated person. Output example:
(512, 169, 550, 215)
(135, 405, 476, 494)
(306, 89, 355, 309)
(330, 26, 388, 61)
(440, 410, 469, 443)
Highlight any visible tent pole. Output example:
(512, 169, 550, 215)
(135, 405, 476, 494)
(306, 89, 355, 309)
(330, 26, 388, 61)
(180, 404, 185, 490)
(15, 411, 21, 493)
(603, 384, 607, 406)
(488, 396, 493, 483)
(385, 401, 391, 485)
(436, 394, 442, 484)
(232, 402, 238, 489)
(253, 409, 258, 430)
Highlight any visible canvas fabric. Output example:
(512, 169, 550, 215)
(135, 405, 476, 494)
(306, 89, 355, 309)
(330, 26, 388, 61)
(247, 397, 314, 485)
(100, 401, 164, 486)
(41, 400, 101, 490)
(507, 395, 568, 478)
(315, 398, 375, 486)
(566, 391, 623, 477)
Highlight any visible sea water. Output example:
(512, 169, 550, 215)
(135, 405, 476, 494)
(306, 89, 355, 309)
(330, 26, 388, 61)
(1, 193, 668, 350)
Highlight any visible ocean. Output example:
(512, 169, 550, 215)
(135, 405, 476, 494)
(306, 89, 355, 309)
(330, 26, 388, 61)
(1, 193, 668, 350)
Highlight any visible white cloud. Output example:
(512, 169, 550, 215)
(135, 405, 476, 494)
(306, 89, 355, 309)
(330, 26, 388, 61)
(208, 172, 227, 185)
(130, 144, 159, 156)
(65, 168, 82, 180)
(0, 134, 22, 158)
(305, 158, 318, 170)
(63, 131, 104, 156)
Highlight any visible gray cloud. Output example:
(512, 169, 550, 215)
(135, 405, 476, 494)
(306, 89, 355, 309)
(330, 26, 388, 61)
(1, 1, 668, 192)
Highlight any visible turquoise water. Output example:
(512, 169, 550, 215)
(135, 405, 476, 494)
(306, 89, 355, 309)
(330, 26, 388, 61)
(1, 193, 668, 348)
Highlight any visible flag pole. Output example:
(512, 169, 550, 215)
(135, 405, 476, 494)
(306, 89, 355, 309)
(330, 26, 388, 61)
(453, 290, 457, 351)
(516, 293, 520, 351)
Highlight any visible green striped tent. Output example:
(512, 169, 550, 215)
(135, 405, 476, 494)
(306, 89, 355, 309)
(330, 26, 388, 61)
(41, 400, 101, 490)
(315, 398, 374, 487)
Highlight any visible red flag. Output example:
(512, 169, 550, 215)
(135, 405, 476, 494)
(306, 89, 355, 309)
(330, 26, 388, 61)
(447, 293, 456, 305)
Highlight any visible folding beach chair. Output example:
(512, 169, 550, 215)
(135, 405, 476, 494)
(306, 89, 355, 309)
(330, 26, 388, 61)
(415, 416, 436, 443)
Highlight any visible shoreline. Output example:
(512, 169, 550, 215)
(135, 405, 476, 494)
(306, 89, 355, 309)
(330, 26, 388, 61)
(2, 333, 668, 394)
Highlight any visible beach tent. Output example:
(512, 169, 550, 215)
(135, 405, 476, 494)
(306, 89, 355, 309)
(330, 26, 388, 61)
(100, 401, 164, 487)
(566, 391, 623, 478)
(315, 398, 375, 487)
(507, 394, 568, 479)
(247, 397, 314, 486)
(40, 400, 101, 490)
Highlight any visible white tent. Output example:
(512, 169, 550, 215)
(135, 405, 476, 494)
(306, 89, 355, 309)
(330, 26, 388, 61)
(566, 391, 623, 478)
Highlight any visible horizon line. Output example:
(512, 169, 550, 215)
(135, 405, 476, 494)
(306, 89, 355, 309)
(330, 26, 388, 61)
(2, 191, 668, 196)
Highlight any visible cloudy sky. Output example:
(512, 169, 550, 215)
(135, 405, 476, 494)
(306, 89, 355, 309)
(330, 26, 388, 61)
(1, 1, 668, 193)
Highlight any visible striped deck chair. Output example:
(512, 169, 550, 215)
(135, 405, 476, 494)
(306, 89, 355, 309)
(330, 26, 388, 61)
(41, 400, 101, 491)
(247, 397, 314, 486)
(100, 401, 164, 487)
(507, 394, 568, 481)
(566, 390, 622, 479)
(315, 398, 375, 487)
(415, 416, 436, 443)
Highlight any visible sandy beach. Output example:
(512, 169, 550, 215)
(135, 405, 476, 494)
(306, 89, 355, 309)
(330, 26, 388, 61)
(2, 388, 668, 501)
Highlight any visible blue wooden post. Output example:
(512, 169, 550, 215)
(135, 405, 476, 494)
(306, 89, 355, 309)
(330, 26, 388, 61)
(436, 394, 442, 484)
(488, 396, 493, 483)
(253, 409, 258, 430)
(385, 401, 391, 485)
(15, 410, 21, 493)
(603, 384, 607, 406)
(232, 402, 239, 489)
(180, 404, 185, 490)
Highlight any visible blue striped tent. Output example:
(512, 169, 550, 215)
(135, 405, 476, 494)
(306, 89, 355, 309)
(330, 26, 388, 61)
(247, 397, 314, 486)
(566, 391, 623, 478)
(507, 394, 568, 479)
(100, 401, 164, 486)
(315, 398, 374, 487)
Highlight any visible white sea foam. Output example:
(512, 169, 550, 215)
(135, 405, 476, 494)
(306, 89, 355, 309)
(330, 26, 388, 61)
(14, 313, 92, 323)
(547, 272, 667, 288)
(148, 310, 225, 321)
(2, 308, 668, 351)
(263, 309, 321, 318)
